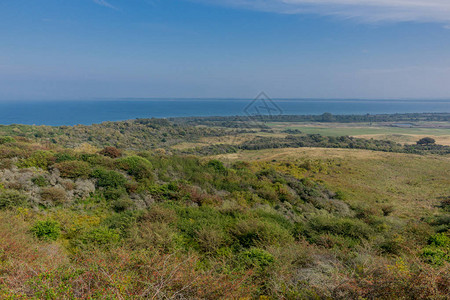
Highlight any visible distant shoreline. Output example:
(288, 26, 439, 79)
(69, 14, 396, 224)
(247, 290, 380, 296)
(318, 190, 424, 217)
(1, 99, 449, 126)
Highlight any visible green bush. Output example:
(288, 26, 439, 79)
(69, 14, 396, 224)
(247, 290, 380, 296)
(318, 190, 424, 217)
(111, 198, 135, 212)
(40, 187, 67, 205)
(306, 215, 373, 243)
(31, 220, 61, 241)
(104, 211, 137, 237)
(238, 248, 275, 269)
(31, 175, 49, 187)
(0, 190, 28, 209)
(117, 156, 153, 180)
(103, 188, 127, 201)
(54, 160, 91, 179)
(81, 153, 115, 168)
(139, 205, 178, 224)
(230, 218, 294, 249)
(421, 247, 450, 265)
(207, 159, 227, 173)
(195, 227, 226, 253)
(55, 152, 77, 163)
(17, 150, 55, 169)
(76, 227, 121, 248)
(92, 168, 127, 189)
(131, 221, 178, 252)
(0, 136, 16, 144)
(429, 233, 450, 247)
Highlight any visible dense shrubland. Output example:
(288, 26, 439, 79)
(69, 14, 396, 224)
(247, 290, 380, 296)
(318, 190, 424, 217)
(0, 118, 229, 150)
(0, 137, 448, 298)
(179, 134, 450, 156)
(239, 134, 450, 155)
(2, 114, 449, 156)
(171, 112, 450, 127)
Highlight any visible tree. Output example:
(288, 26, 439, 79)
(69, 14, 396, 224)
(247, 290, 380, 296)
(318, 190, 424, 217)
(417, 137, 436, 145)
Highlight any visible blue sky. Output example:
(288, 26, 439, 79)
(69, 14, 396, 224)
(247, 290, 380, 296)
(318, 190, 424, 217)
(1, 0, 450, 100)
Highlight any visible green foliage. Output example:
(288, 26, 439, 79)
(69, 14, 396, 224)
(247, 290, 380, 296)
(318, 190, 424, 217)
(0, 136, 16, 144)
(17, 150, 54, 169)
(207, 159, 227, 173)
(75, 227, 121, 248)
(104, 211, 137, 237)
(0, 190, 28, 209)
(421, 233, 450, 265)
(92, 168, 127, 189)
(429, 232, 450, 247)
(40, 187, 67, 205)
(238, 248, 275, 269)
(116, 156, 153, 180)
(103, 188, 127, 201)
(417, 137, 436, 145)
(421, 247, 450, 266)
(0, 128, 449, 299)
(305, 215, 373, 244)
(31, 220, 61, 241)
(230, 218, 294, 249)
(111, 198, 135, 212)
(54, 160, 91, 179)
(31, 175, 49, 187)
(54, 152, 77, 163)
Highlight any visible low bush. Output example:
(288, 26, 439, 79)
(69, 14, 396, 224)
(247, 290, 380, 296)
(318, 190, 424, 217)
(421, 233, 450, 265)
(195, 227, 226, 253)
(230, 218, 294, 249)
(17, 150, 54, 169)
(207, 159, 227, 173)
(104, 211, 137, 237)
(31, 175, 49, 187)
(99, 146, 122, 158)
(0, 136, 16, 144)
(116, 156, 153, 180)
(103, 187, 127, 201)
(54, 160, 91, 179)
(92, 168, 127, 189)
(421, 247, 449, 265)
(74, 227, 121, 249)
(31, 219, 61, 241)
(130, 221, 178, 251)
(305, 215, 373, 244)
(429, 232, 450, 247)
(40, 187, 67, 205)
(111, 197, 135, 212)
(55, 152, 77, 163)
(0, 190, 28, 209)
(139, 205, 178, 224)
(238, 248, 275, 269)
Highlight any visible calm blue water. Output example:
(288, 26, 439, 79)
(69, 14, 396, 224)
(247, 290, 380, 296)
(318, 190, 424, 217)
(0, 99, 449, 126)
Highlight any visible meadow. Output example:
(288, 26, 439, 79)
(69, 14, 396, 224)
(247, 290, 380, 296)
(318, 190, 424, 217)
(266, 122, 450, 145)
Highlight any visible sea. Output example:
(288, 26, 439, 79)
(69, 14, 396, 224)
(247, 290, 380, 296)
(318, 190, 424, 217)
(0, 99, 449, 126)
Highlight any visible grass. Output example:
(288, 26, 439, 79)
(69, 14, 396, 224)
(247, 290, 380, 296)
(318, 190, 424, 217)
(213, 147, 450, 220)
(265, 122, 450, 145)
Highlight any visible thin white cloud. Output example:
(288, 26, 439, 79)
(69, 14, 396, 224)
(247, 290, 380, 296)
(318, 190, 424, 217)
(193, 0, 450, 23)
(93, 0, 118, 10)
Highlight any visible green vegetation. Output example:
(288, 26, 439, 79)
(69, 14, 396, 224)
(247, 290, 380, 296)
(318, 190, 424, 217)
(31, 219, 61, 241)
(0, 115, 448, 298)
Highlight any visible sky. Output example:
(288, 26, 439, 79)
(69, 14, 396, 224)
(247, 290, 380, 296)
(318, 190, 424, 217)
(1, 0, 450, 100)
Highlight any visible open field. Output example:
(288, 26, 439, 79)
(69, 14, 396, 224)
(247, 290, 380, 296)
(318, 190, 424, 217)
(265, 122, 450, 145)
(213, 147, 450, 219)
